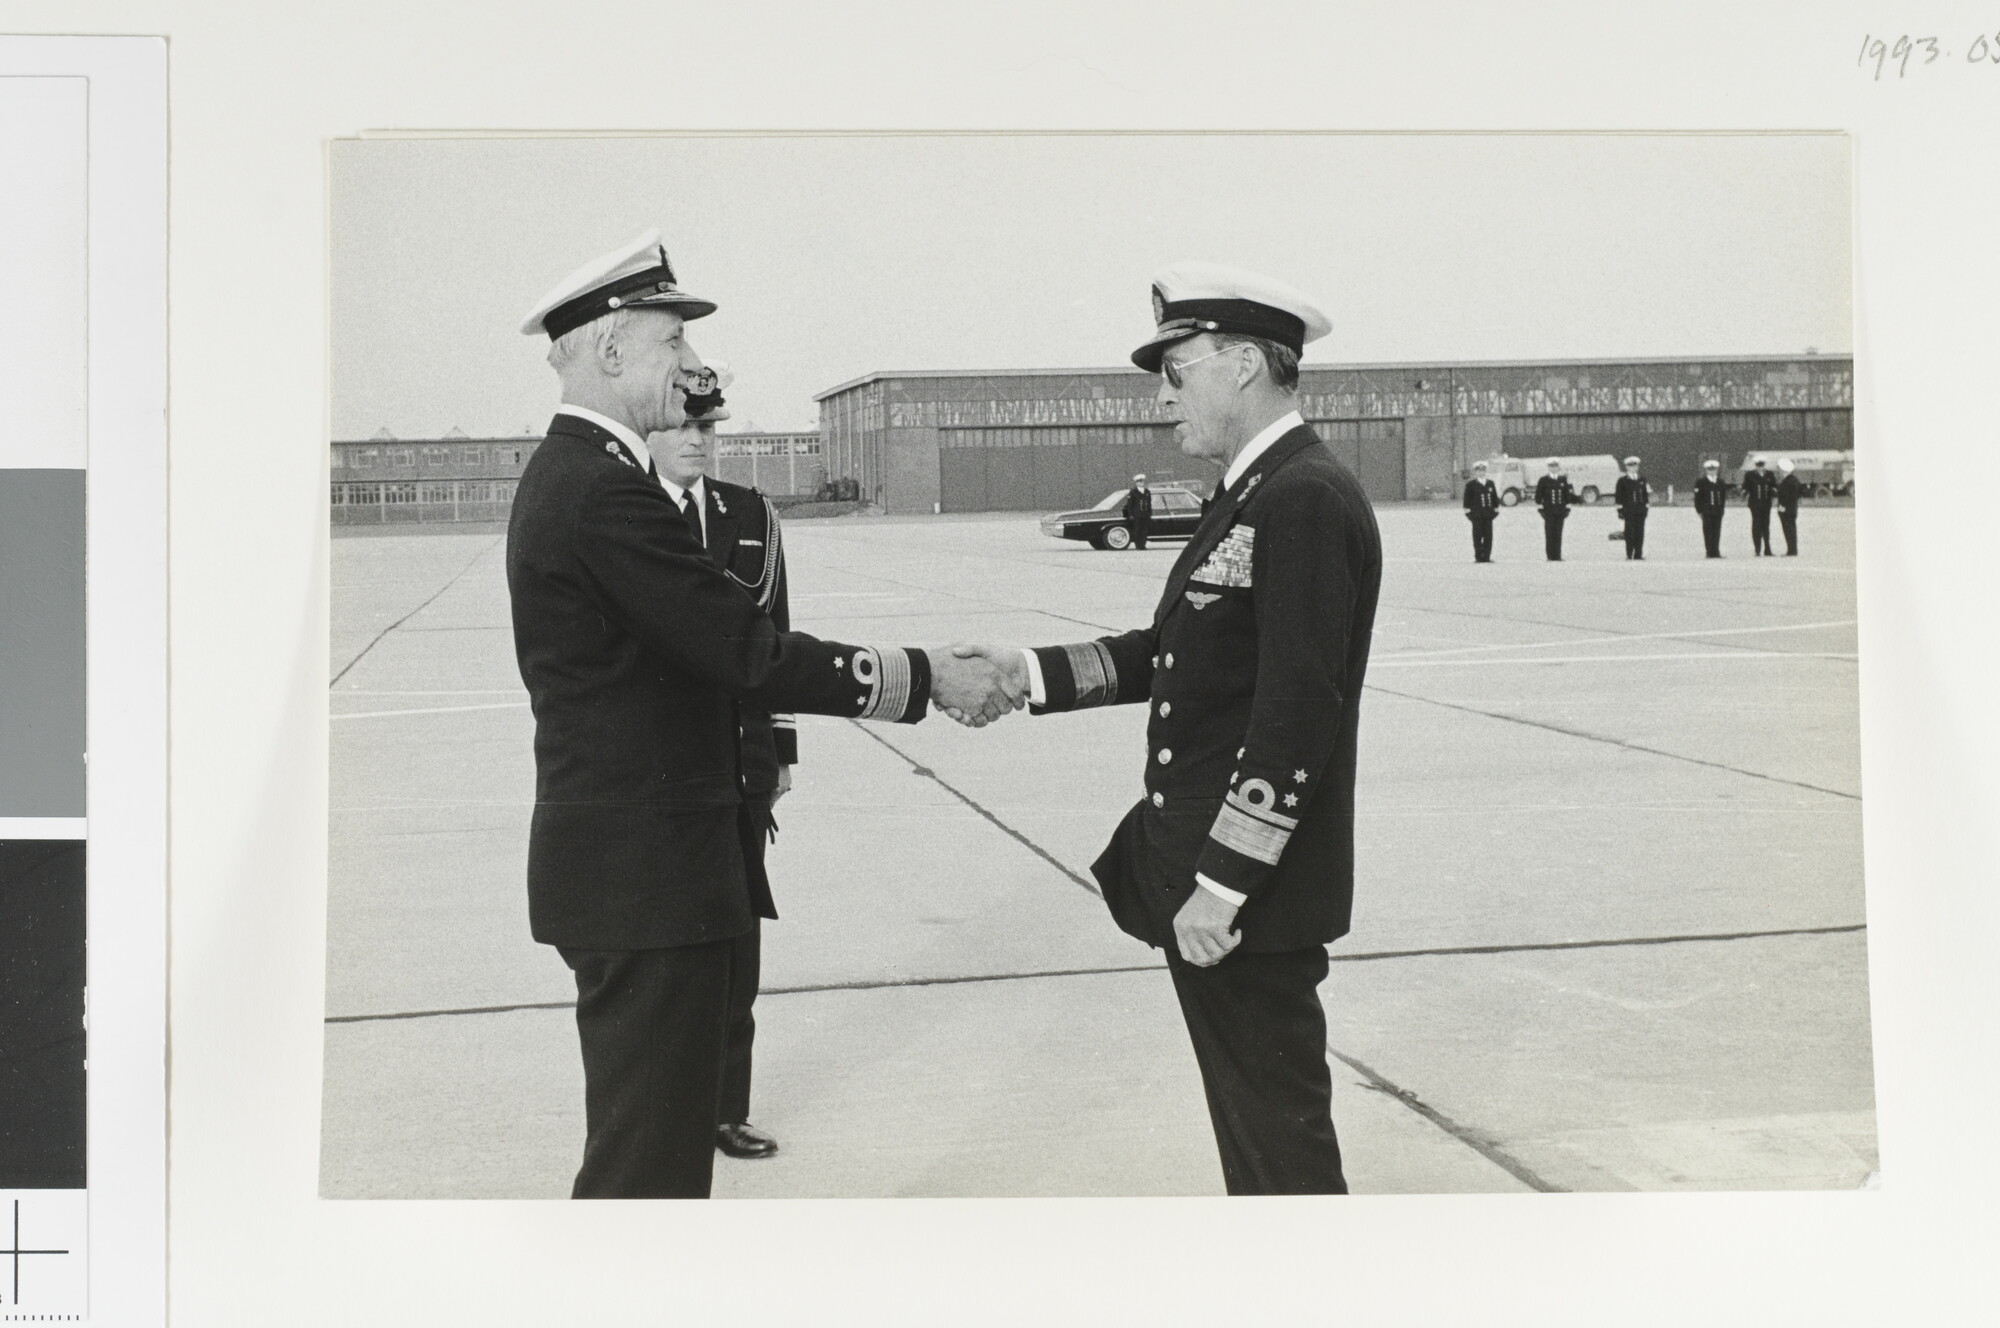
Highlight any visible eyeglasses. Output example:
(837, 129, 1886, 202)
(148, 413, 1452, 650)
(1161, 345, 1235, 389)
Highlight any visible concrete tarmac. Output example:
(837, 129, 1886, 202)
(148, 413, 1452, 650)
(322, 500, 1871, 1198)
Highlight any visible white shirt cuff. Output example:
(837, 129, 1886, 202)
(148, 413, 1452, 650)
(1020, 648, 1047, 707)
(1196, 874, 1247, 908)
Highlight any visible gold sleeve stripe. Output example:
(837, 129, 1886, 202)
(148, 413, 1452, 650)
(772, 714, 798, 729)
(1064, 640, 1118, 708)
(857, 646, 914, 721)
(1210, 801, 1292, 865)
(1226, 782, 1299, 830)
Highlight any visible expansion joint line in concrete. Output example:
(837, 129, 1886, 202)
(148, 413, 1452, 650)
(1364, 682, 1861, 801)
(1326, 1045, 1564, 1193)
(329, 534, 504, 686)
(323, 923, 1868, 1026)
(847, 721, 1105, 897)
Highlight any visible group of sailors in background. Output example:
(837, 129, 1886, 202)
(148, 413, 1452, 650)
(1462, 454, 1805, 563)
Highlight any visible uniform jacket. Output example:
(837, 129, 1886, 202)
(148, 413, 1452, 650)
(1695, 476, 1731, 514)
(506, 412, 929, 950)
(1122, 486, 1154, 528)
(1742, 468, 1779, 510)
(1463, 478, 1499, 518)
(1614, 474, 1650, 519)
(1777, 473, 1804, 514)
(1027, 424, 1382, 952)
(697, 476, 797, 796)
(1535, 474, 1577, 515)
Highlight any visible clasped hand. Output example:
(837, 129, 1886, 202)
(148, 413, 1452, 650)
(925, 643, 1028, 728)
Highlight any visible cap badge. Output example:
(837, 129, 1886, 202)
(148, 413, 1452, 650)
(1151, 285, 1166, 326)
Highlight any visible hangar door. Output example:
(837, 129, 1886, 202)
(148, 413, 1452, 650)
(939, 425, 1189, 513)
(1308, 419, 1405, 502)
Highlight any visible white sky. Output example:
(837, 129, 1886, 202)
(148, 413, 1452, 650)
(331, 133, 1851, 438)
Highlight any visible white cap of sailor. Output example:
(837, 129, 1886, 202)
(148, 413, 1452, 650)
(683, 358, 734, 423)
(520, 228, 717, 339)
(1131, 261, 1331, 373)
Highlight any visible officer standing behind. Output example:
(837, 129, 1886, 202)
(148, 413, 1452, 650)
(1743, 455, 1779, 556)
(1534, 458, 1577, 561)
(1614, 455, 1649, 560)
(1122, 473, 1155, 549)
(1695, 458, 1731, 558)
(644, 361, 790, 1163)
(506, 230, 1019, 1200)
(962, 262, 1380, 1195)
(1463, 459, 1499, 562)
(1776, 457, 1804, 556)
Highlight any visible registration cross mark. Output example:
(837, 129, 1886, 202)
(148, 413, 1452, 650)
(3, 1200, 70, 1306)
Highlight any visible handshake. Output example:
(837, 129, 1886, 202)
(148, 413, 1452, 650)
(923, 644, 1031, 728)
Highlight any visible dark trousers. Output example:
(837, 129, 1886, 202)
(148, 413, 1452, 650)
(1165, 945, 1347, 1196)
(1540, 510, 1566, 561)
(560, 923, 761, 1199)
(1749, 504, 1773, 555)
(1700, 510, 1724, 557)
(1469, 515, 1494, 562)
(1779, 509, 1799, 555)
(1131, 518, 1150, 550)
(1623, 512, 1646, 559)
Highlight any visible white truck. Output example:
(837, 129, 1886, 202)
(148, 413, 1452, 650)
(1475, 454, 1624, 507)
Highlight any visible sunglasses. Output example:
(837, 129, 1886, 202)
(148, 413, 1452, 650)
(1161, 344, 1235, 389)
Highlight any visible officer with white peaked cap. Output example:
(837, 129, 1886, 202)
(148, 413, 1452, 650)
(969, 260, 1381, 1194)
(504, 230, 1016, 1199)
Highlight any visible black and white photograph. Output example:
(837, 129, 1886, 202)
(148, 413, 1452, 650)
(320, 132, 1870, 1202)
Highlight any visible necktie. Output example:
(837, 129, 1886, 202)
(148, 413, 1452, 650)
(680, 490, 702, 547)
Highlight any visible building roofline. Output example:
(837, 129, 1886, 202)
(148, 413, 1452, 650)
(811, 353, 1854, 401)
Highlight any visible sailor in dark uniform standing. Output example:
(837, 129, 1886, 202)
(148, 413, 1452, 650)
(1614, 455, 1649, 560)
(1776, 457, 1804, 556)
(962, 263, 1380, 1195)
(1742, 455, 1779, 556)
(1121, 473, 1155, 549)
(644, 361, 794, 1163)
(506, 231, 1019, 1199)
(1463, 460, 1499, 562)
(1695, 458, 1731, 558)
(1534, 458, 1577, 561)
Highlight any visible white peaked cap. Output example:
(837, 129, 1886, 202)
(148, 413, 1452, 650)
(1132, 261, 1331, 372)
(520, 228, 716, 338)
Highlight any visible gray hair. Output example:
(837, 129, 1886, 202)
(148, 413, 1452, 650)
(546, 306, 640, 373)
(1213, 332, 1301, 392)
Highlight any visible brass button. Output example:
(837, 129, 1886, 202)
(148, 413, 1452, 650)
(1151, 791, 1165, 808)
(1158, 748, 1173, 765)
(1164, 653, 1175, 669)
(1158, 702, 1171, 717)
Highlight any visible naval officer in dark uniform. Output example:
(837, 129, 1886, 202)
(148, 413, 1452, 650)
(1614, 455, 1649, 560)
(964, 263, 1380, 1194)
(1776, 457, 1804, 555)
(1121, 473, 1155, 549)
(507, 230, 1018, 1199)
(1463, 459, 1499, 562)
(1534, 458, 1578, 561)
(1743, 455, 1779, 556)
(644, 361, 793, 1163)
(1695, 458, 1731, 558)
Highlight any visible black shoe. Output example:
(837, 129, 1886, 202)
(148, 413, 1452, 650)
(717, 1122, 779, 1159)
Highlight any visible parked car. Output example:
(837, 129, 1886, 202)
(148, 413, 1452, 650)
(1474, 454, 1623, 507)
(1039, 483, 1205, 549)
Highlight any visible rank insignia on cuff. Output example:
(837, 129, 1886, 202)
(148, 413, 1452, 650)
(1060, 640, 1119, 708)
(853, 646, 915, 721)
(1191, 524, 1255, 588)
(1209, 777, 1298, 865)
